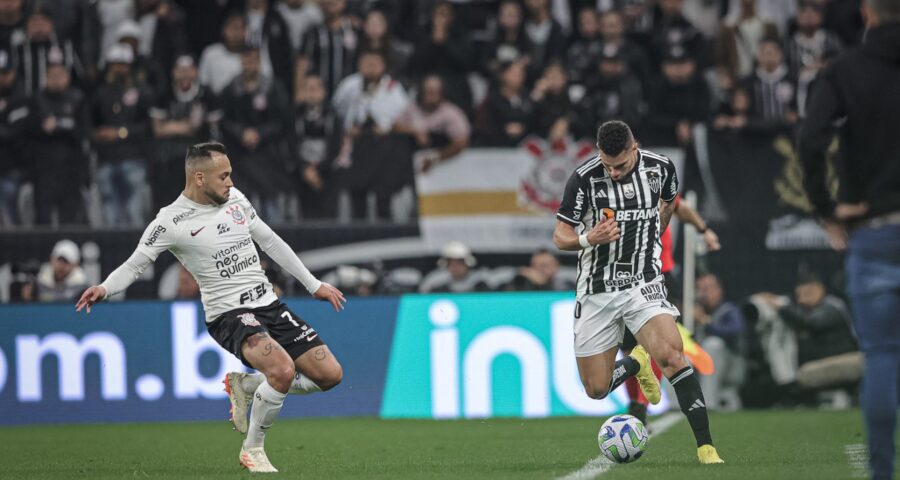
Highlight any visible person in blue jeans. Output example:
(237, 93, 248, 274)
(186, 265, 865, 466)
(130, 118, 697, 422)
(799, 2, 900, 478)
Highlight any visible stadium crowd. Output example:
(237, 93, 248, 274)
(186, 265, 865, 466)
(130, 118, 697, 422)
(0, 0, 863, 226)
(0, 0, 866, 409)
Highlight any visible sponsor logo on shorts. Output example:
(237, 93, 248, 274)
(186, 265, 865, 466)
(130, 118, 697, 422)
(639, 283, 667, 302)
(238, 313, 260, 327)
(292, 324, 318, 343)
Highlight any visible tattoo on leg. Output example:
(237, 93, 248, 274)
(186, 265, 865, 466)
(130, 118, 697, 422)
(262, 342, 274, 356)
(245, 332, 270, 349)
(314, 347, 327, 361)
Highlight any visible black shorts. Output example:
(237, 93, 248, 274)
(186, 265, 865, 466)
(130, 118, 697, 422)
(207, 300, 325, 368)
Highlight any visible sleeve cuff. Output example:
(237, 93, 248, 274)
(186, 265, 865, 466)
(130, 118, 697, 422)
(556, 213, 580, 226)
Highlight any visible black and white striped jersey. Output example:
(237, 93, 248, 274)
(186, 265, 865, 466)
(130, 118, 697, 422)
(557, 149, 679, 295)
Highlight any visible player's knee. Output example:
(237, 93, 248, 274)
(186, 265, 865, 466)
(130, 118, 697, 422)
(267, 363, 295, 393)
(585, 380, 610, 400)
(656, 348, 687, 371)
(319, 363, 343, 391)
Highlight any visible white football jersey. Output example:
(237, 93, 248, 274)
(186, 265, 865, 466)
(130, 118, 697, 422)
(137, 187, 278, 322)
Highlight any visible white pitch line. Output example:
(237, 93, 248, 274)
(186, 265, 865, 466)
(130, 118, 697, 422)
(556, 412, 684, 480)
(844, 444, 868, 478)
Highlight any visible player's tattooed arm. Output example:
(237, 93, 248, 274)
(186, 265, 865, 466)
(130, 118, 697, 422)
(659, 200, 676, 233)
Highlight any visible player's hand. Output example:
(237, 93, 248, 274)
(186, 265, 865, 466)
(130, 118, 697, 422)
(75, 286, 107, 314)
(834, 202, 868, 221)
(703, 229, 721, 252)
(313, 282, 347, 312)
(587, 217, 621, 245)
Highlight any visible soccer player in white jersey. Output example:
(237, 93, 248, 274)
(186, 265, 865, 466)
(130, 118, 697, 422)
(553, 121, 724, 464)
(75, 142, 346, 473)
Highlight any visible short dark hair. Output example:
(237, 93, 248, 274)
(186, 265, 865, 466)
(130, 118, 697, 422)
(185, 142, 227, 170)
(596, 120, 634, 156)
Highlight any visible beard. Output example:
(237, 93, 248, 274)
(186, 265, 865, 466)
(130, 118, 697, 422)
(208, 189, 229, 205)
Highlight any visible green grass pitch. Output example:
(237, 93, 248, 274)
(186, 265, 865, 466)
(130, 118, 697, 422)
(0, 409, 889, 479)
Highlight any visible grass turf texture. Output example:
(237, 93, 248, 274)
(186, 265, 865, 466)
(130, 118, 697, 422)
(0, 409, 887, 479)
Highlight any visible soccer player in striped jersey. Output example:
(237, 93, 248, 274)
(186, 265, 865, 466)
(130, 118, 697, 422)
(553, 120, 723, 464)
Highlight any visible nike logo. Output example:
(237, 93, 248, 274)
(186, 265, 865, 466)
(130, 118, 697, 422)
(307, 333, 318, 342)
(190, 227, 205, 236)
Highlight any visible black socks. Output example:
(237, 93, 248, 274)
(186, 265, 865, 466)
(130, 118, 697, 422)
(669, 366, 713, 447)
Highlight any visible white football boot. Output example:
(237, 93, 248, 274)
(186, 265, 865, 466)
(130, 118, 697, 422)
(239, 446, 279, 473)
(224, 372, 252, 434)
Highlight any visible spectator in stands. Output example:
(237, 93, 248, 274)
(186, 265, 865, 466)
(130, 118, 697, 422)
(505, 248, 574, 291)
(409, 1, 473, 115)
(530, 61, 570, 142)
(761, 275, 861, 401)
(475, 59, 534, 147)
(220, 44, 293, 223)
(115, 20, 166, 94)
(740, 36, 798, 133)
(566, 7, 602, 88)
(301, 0, 360, 98)
(16, 4, 84, 96)
(293, 74, 339, 219)
(96, 0, 135, 57)
(332, 49, 410, 220)
(715, 0, 780, 80)
(786, 1, 843, 117)
(36, 239, 89, 302)
(575, 46, 646, 139)
(396, 74, 471, 173)
(420, 241, 489, 293)
(149, 55, 221, 211)
(135, 0, 188, 89)
(649, 0, 708, 68)
(482, 0, 531, 81)
(244, 0, 293, 94)
(276, 0, 323, 52)
(327, 265, 378, 296)
(644, 44, 710, 146)
(712, 85, 751, 134)
(597, 10, 652, 93)
(522, 0, 567, 81)
(360, 8, 411, 85)
(0, 46, 27, 227)
(91, 44, 153, 227)
(30, 58, 89, 225)
(695, 272, 746, 410)
(0, 0, 25, 49)
(199, 13, 251, 95)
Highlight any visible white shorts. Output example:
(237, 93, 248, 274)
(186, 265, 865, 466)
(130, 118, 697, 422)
(573, 276, 680, 357)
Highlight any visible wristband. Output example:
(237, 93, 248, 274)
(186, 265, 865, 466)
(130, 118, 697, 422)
(698, 226, 708, 234)
(578, 234, 592, 248)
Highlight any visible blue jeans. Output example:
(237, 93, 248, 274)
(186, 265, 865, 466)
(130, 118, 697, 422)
(847, 224, 900, 480)
(96, 160, 147, 227)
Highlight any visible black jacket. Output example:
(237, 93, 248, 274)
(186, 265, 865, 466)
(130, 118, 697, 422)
(799, 24, 900, 220)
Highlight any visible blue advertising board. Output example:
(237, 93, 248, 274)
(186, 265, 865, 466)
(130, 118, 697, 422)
(0, 298, 398, 425)
(0, 293, 667, 425)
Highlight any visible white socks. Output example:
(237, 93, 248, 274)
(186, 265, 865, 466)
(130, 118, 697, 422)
(243, 381, 287, 449)
(289, 372, 322, 395)
(243, 372, 322, 395)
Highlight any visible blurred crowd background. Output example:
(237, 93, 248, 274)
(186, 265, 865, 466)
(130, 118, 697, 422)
(0, 0, 866, 410)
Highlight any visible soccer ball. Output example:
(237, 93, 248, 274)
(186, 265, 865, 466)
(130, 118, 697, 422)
(598, 414, 649, 464)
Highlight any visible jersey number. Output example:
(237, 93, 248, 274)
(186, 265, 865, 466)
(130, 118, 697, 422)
(281, 311, 300, 327)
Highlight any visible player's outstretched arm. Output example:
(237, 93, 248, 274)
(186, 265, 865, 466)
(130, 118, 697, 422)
(74, 250, 154, 314)
(674, 201, 721, 251)
(312, 283, 347, 312)
(250, 218, 346, 311)
(75, 286, 108, 314)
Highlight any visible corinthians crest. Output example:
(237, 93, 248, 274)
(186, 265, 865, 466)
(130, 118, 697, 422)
(238, 313, 260, 327)
(520, 139, 598, 213)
